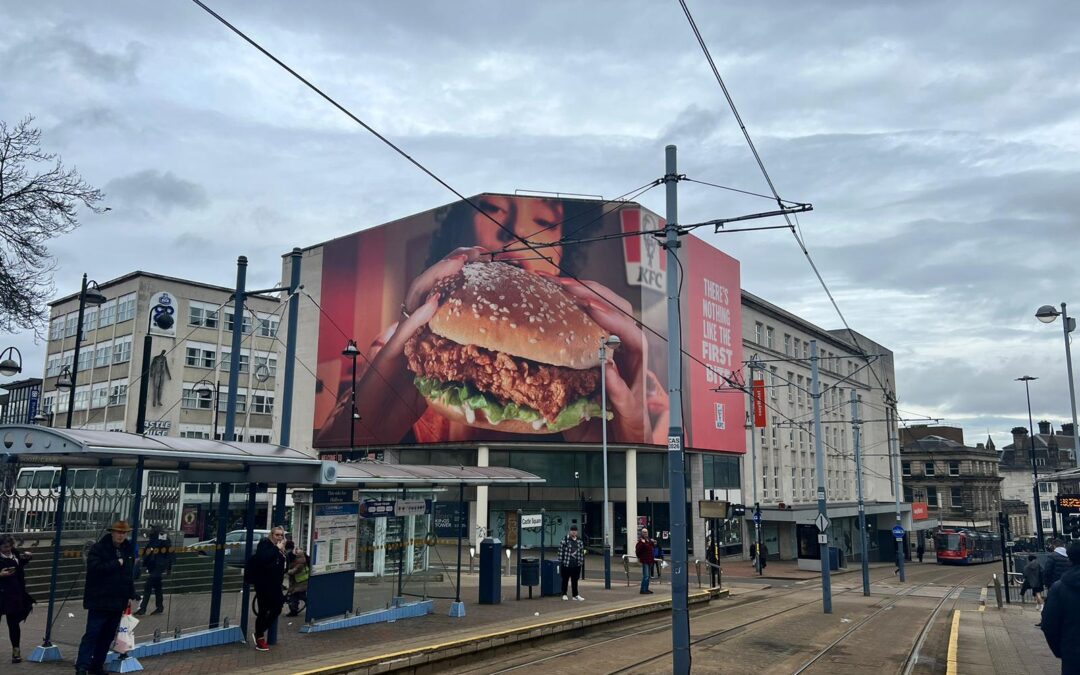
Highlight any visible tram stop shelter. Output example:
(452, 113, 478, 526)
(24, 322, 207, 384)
(0, 425, 542, 672)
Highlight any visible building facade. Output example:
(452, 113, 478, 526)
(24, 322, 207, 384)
(899, 425, 1003, 530)
(738, 293, 906, 565)
(0, 378, 42, 425)
(40, 271, 282, 442)
(998, 422, 1077, 540)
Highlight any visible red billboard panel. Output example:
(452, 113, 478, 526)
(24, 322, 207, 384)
(752, 379, 767, 428)
(311, 194, 743, 454)
(912, 502, 929, 521)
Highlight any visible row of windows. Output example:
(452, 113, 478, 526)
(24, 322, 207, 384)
(901, 459, 998, 478)
(180, 384, 275, 415)
(184, 344, 277, 376)
(41, 379, 129, 414)
(189, 301, 278, 337)
(752, 321, 860, 380)
(903, 485, 1001, 511)
(178, 428, 272, 442)
(49, 294, 137, 341)
(45, 336, 134, 376)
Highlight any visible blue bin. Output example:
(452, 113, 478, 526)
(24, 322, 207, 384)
(541, 559, 560, 596)
(520, 557, 540, 588)
(827, 546, 842, 571)
(478, 538, 502, 604)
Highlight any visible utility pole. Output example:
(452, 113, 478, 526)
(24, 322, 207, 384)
(748, 360, 763, 575)
(663, 144, 690, 674)
(887, 395, 906, 582)
(851, 389, 870, 596)
(810, 340, 832, 613)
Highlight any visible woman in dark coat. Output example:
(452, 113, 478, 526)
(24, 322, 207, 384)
(0, 534, 34, 663)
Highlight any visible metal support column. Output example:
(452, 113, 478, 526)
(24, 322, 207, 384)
(450, 483, 466, 617)
(65, 275, 88, 429)
(208, 482, 232, 629)
(887, 398, 906, 582)
(279, 248, 303, 446)
(33, 466, 68, 661)
(663, 144, 690, 674)
(224, 256, 248, 443)
(240, 482, 258, 640)
(129, 457, 145, 563)
(811, 340, 832, 613)
(851, 389, 870, 596)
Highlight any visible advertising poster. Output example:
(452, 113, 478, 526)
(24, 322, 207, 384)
(312, 193, 743, 454)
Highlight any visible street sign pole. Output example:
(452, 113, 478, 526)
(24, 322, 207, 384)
(851, 389, 870, 596)
(810, 340, 832, 614)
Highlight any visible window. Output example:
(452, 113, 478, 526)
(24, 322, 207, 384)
(180, 429, 211, 440)
(73, 386, 90, 411)
(786, 371, 795, 404)
(254, 353, 277, 377)
(60, 350, 74, 371)
(926, 486, 938, 507)
(803, 342, 810, 360)
(248, 433, 271, 443)
(1036, 457, 1046, 467)
(216, 393, 247, 414)
(77, 349, 92, 372)
(924, 461, 935, 476)
(185, 345, 216, 369)
(903, 485, 914, 502)
(82, 306, 98, 333)
(91, 383, 109, 408)
(765, 326, 774, 349)
(189, 301, 220, 328)
(98, 300, 116, 328)
(793, 338, 801, 359)
(769, 367, 778, 400)
(94, 341, 112, 368)
(902, 461, 911, 477)
(46, 354, 62, 377)
(108, 379, 129, 406)
(1040, 482, 1053, 493)
(257, 314, 280, 338)
(949, 460, 960, 476)
(112, 336, 132, 364)
(951, 489, 963, 508)
(49, 317, 65, 341)
(115, 293, 136, 323)
(220, 350, 249, 373)
(251, 394, 274, 415)
(40, 394, 54, 416)
(784, 334, 792, 355)
(64, 313, 78, 338)
(181, 385, 213, 410)
(225, 311, 252, 334)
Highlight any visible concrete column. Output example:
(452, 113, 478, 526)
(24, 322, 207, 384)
(625, 449, 638, 555)
(689, 452, 706, 561)
(476, 445, 489, 547)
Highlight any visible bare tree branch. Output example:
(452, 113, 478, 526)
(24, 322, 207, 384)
(0, 115, 104, 335)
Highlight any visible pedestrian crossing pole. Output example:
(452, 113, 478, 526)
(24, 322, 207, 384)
(810, 340, 832, 613)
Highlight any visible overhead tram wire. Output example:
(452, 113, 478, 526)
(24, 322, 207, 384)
(677, 0, 893, 404)
(190, 0, 795, 403)
(516, 179, 662, 241)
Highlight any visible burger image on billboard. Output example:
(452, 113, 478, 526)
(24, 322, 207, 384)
(404, 261, 612, 434)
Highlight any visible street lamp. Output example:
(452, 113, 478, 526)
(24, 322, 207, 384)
(55, 366, 74, 392)
(1035, 304, 1079, 457)
(193, 379, 223, 439)
(0, 347, 23, 377)
(599, 333, 621, 590)
(64, 274, 106, 428)
(1017, 375, 1045, 546)
(342, 340, 361, 458)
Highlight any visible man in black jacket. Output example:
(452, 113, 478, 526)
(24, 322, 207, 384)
(1044, 538, 1072, 589)
(75, 521, 137, 675)
(1041, 541, 1080, 675)
(135, 526, 173, 616)
(247, 526, 287, 652)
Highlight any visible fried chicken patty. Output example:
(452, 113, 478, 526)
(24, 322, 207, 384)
(404, 327, 600, 421)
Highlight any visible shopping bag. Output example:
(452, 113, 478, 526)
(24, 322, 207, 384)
(112, 610, 139, 655)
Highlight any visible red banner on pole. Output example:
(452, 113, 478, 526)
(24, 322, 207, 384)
(752, 379, 767, 428)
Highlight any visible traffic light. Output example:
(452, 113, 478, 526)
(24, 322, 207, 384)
(1065, 514, 1080, 539)
(728, 503, 746, 519)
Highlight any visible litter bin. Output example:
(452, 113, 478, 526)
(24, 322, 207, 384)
(479, 538, 503, 604)
(541, 559, 560, 596)
(827, 546, 841, 571)
(520, 557, 540, 588)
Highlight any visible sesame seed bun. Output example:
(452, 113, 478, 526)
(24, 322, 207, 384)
(426, 398, 563, 435)
(428, 262, 607, 369)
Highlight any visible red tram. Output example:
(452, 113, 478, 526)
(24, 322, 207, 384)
(935, 528, 1001, 564)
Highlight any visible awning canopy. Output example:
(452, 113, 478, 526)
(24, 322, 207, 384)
(1040, 466, 1080, 483)
(0, 425, 543, 487)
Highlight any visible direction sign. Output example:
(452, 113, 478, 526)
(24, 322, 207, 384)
(817, 533, 828, 544)
(521, 514, 543, 529)
(753, 512, 762, 525)
(814, 513, 830, 532)
(892, 525, 905, 539)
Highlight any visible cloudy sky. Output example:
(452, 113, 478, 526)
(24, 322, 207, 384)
(1, 1, 1078, 448)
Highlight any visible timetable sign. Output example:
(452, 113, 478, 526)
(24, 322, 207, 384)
(1057, 495, 1080, 514)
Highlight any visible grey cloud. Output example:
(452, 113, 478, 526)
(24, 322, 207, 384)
(1, 28, 143, 84)
(105, 170, 210, 213)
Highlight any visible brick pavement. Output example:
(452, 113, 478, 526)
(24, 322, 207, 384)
(10, 561, 709, 674)
(953, 602, 1060, 675)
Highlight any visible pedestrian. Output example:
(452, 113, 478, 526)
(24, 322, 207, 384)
(557, 525, 585, 601)
(1043, 538, 1072, 589)
(917, 538, 925, 564)
(244, 526, 287, 652)
(135, 526, 172, 616)
(75, 521, 137, 675)
(0, 534, 33, 664)
(284, 539, 296, 567)
(635, 528, 655, 595)
(1040, 541, 1080, 674)
(1024, 554, 1045, 609)
(285, 550, 310, 617)
(758, 541, 768, 570)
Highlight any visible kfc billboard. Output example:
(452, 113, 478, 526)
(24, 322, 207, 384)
(311, 194, 743, 453)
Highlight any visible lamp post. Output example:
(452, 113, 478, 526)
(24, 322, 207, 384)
(342, 339, 361, 458)
(1036, 304, 1079, 457)
(63, 274, 106, 428)
(599, 333, 621, 591)
(54, 366, 73, 424)
(1017, 375, 1046, 546)
(193, 379, 223, 438)
(0, 347, 23, 377)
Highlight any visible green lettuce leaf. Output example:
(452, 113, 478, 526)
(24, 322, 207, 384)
(414, 375, 609, 432)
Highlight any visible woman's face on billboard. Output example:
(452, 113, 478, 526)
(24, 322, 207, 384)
(471, 195, 564, 275)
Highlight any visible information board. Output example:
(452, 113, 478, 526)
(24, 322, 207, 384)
(311, 490, 359, 576)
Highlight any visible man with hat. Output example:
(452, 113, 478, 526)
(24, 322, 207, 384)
(75, 520, 137, 675)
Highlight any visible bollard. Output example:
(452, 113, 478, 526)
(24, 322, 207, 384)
(993, 574, 1003, 609)
(695, 560, 701, 588)
(623, 555, 631, 587)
